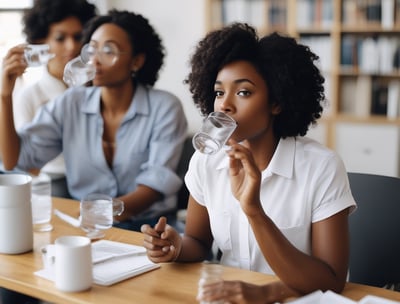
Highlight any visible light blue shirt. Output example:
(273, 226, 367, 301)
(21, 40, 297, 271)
(17, 84, 188, 218)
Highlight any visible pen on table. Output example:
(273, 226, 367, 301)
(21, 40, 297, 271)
(54, 209, 80, 227)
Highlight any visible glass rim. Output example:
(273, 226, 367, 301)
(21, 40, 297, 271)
(208, 111, 237, 125)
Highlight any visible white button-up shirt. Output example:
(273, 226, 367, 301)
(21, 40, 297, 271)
(185, 136, 356, 274)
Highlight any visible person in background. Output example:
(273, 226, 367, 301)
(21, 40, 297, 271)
(141, 23, 356, 304)
(12, 0, 97, 197)
(0, 10, 187, 232)
(0, 2, 96, 303)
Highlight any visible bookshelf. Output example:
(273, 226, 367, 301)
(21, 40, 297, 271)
(205, 0, 400, 177)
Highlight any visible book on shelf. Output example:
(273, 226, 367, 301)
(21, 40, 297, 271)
(371, 79, 389, 115)
(300, 35, 332, 72)
(342, 0, 395, 27)
(266, 0, 287, 28)
(341, 35, 359, 69)
(387, 79, 400, 118)
(382, 0, 395, 28)
(340, 77, 358, 115)
(296, 0, 333, 29)
(341, 35, 400, 74)
(355, 75, 373, 117)
(221, 0, 265, 28)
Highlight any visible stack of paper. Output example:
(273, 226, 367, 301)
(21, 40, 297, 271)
(91, 240, 160, 286)
(35, 240, 160, 286)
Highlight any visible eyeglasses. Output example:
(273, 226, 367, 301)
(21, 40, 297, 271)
(80, 43, 129, 66)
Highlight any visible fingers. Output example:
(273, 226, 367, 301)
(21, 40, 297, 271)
(140, 217, 181, 263)
(154, 216, 167, 234)
(198, 281, 247, 304)
(1, 46, 27, 90)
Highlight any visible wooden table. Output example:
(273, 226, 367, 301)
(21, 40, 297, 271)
(0, 197, 399, 304)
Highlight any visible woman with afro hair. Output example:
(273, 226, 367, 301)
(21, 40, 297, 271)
(141, 23, 356, 303)
(1, 10, 187, 231)
(12, 0, 97, 198)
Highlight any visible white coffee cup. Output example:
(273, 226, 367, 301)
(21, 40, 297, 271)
(54, 236, 93, 292)
(0, 173, 33, 254)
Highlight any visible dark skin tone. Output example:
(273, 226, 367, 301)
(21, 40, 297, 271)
(141, 60, 350, 303)
(0, 23, 161, 220)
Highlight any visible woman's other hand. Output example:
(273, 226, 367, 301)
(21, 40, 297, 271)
(141, 216, 182, 263)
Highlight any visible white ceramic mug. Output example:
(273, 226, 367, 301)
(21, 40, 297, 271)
(54, 236, 93, 292)
(0, 174, 33, 254)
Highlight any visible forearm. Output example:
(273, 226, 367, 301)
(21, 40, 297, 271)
(175, 235, 211, 262)
(0, 94, 20, 169)
(115, 184, 162, 221)
(248, 212, 345, 294)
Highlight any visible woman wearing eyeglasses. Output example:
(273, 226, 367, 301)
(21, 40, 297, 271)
(0, 10, 188, 231)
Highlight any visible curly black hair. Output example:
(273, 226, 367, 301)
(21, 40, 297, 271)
(81, 9, 165, 87)
(23, 0, 97, 43)
(185, 23, 325, 138)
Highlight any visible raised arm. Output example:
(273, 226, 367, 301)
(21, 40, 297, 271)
(0, 45, 26, 169)
(226, 140, 349, 294)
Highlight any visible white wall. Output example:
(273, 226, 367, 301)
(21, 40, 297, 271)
(99, 0, 206, 134)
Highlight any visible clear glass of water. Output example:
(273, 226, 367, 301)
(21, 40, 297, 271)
(31, 173, 53, 232)
(197, 263, 224, 304)
(63, 56, 96, 87)
(80, 193, 124, 240)
(192, 112, 237, 155)
(24, 44, 55, 67)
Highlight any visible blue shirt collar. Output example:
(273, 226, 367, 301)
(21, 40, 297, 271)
(80, 84, 150, 120)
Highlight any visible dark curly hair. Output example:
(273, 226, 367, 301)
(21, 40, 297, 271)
(23, 0, 97, 43)
(81, 9, 165, 87)
(185, 23, 325, 138)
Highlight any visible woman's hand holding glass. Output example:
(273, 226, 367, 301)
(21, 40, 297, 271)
(141, 216, 182, 263)
(226, 139, 263, 217)
(1, 46, 28, 96)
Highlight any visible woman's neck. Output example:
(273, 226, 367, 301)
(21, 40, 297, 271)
(101, 81, 135, 116)
(244, 131, 279, 171)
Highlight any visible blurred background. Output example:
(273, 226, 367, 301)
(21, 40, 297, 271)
(1, 0, 400, 178)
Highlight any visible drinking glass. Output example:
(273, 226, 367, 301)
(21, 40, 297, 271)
(197, 263, 224, 304)
(192, 112, 237, 155)
(63, 56, 96, 87)
(31, 173, 53, 232)
(24, 44, 54, 67)
(80, 193, 124, 239)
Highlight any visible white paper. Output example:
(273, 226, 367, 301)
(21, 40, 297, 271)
(287, 290, 400, 304)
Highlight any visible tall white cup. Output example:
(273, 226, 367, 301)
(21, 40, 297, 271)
(54, 236, 93, 292)
(0, 174, 33, 254)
